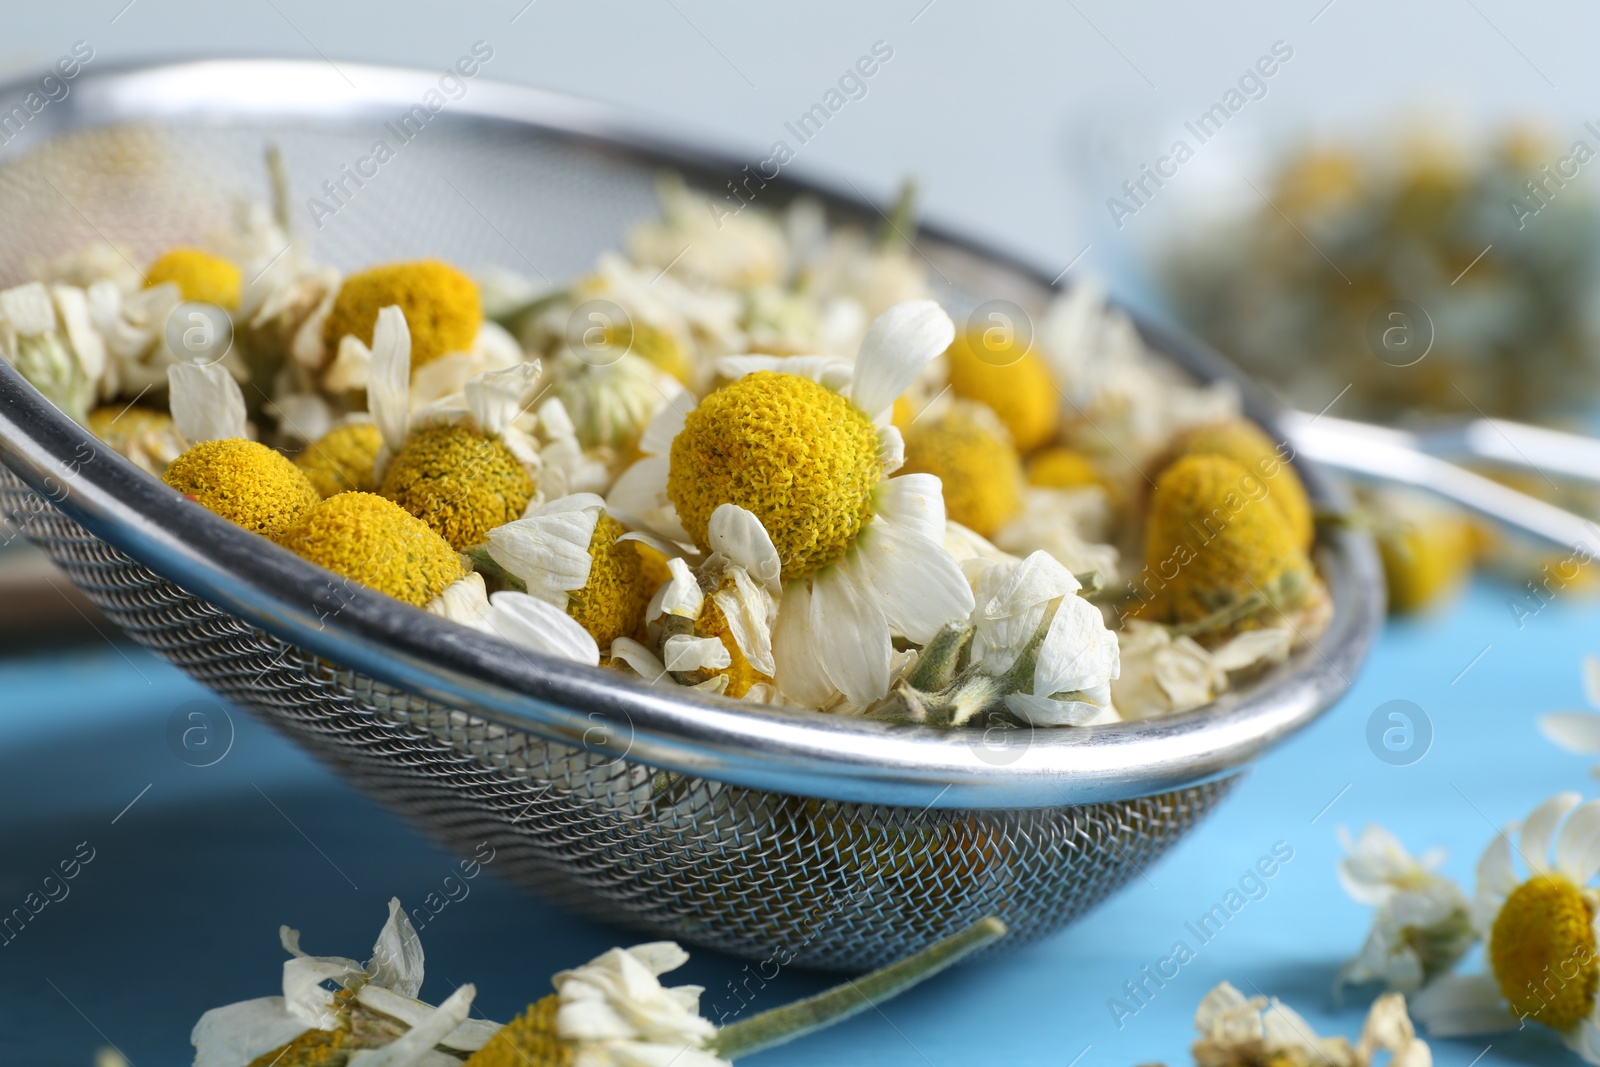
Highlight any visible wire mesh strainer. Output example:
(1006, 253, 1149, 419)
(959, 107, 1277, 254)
(0, 60, 1382, 971)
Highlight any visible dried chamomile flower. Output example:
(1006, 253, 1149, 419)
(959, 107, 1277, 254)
(944, 327, 1060, 452)
(1335, 825, 1475, 994)
(610, 301, 976, 708)
(86, 403, 185, 476)
(1412, 793, 1600, 1052)
(1026, 446, 1103, 491)
(900, 402, 1025, 539)
(324, 259, 481, 369)
(280, 492, 464, 607)
(465, 918, 1007, 1067)
(892, 550, 1119, 727)
(1111, 621, 1291, 720)
(1133, 454, 1312, 636)
(550, 349, 681, 452)
(1191, 981, 1430, 1067)
(1171, 418, 1312, 550)
(363, 305, 540, 550)
(1364, 486, 1479, 614)
(625, 505, 782, 699)
(427, 571, 601, 665)
(0, 281, 105, 422)
(485, 493, 652, 649)
(295, 420, 383, 498)
(190, 897, 497, 1067)
(143, 246, 241, 309)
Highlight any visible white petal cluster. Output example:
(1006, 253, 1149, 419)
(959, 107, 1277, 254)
(1335, 825, 1475, 993)
(553, 941, 730, 1067)
(1193, 981, 1430, 1067)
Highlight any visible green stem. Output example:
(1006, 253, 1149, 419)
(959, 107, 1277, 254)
(711, 916, 1006, 1060)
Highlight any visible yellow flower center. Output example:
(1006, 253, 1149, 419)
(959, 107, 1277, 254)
(162, 438, 320, 542)
(323, 260, 482, 369)
(463, 995, 570, 1067)
(944, 329, 1060, 452)
(1134, 453, 1310, 633)
(247, 1026, 348, 1067)
(605, 320, 692, 385)
(379, 424, 535, 551)
(144, 247, 242, 309)
(1026, 446, 1100, 490)
(280, 491, 465, 607)
(567, 515, 648, 647)
(297, 422, 384, 499)
(1489, 874, 1599, 1032)
(667, 371, 881, 581)
(899, 407, 1024, 538)
(696, 590, 772, 698)
(1175, 420, 1313, 550)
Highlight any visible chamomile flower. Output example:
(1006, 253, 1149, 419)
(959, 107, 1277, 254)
(279, 492, 465, 608)
(1192, 981, 1430, 1067)
(85, 403, 185, 476)
(900, 402, 1025, 538)
(143, 246, 241, 309)
(963, 550, 1120, 726)
(1411, 793, 1600, 1053)
(190, 897, 497, 1067)
(627, 177, 788, 291)
(324, 259, 482, 370)
(1111, 621, 1292, 721)
(629, 503, 782, 699)
(0, 281, 106, 422)
(295, 420, 383, 498)
(1540, 655, 1600, 766)
(943, 326, 1060, 452)
(548, 348, 687, 453)
(1335, 825, 1476, 993)
(1173, 418, 1313, 550)
(606, 301, 976, 708)
(484, 493, 653, 649)
(364, 305, 542, 550)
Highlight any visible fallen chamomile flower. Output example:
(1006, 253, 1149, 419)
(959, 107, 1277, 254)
(610, 300, 977, 708)
(190, 897, 497, 1067)
(1335, 824, 1476, 993)
(1192, 981, 1431, 1067)
(1411, 792, 1600, 1055)
(193, 900, 1005, 1067)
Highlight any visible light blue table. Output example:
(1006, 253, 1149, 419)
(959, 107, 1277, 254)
(1, 578, 1592, 1066)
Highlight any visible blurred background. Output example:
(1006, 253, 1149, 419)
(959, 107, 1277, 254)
(5, 2, 1600, 1065)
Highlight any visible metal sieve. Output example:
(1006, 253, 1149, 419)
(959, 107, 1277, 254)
(0, 59, 1382, 971)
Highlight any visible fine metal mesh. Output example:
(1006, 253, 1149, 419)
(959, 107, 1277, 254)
(0, 114, 1240, 970)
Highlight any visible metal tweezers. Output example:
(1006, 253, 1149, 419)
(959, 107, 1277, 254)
(1284, 411, 1600, 549)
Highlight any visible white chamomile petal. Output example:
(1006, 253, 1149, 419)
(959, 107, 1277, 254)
(611, 637, 670, 683)
(369, 304, 413, 455)
(810, 563, 891, 705)
(1003, 692, 1105, 726)
(707, 503, 782, 595)
(353, 985, 499, 1051)
(322, 333, 374, 393)
(53, 285, 104, 381)
(1210, 628, 1292, 672)
(1554, 797, 1600, 884)
(348, 984, 476, 1067)
(1409, 973, 1518, 1037)
(638, 395, 690, 457)
(852, 520, 974, 645)
(772, 582, 838, 709)
(873, 474, 946, 545)
(487, 494, 605, 606)
(1033, 593, 1120, 699)
(191, 997, 309, 1067)
(367, 897, 425, 998)
(1474, 831, 1518, 929)
(712, 569, 777, 677)
(487, 591, 601, 665)
(876, 423, 904, 474)
(850, 300, 954, 420)
(1541, 713, 1600, 755)
(464, 359, 541, 437)
(168, 362, 247, 444)
(1522, 791, 1581, 874)
(663, 634, 733, 672)
(648, 556, 704, 623)
(283, 954, 365, 1028)
(980, 550, 1079, 618)
(606, 455, 692, 544)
